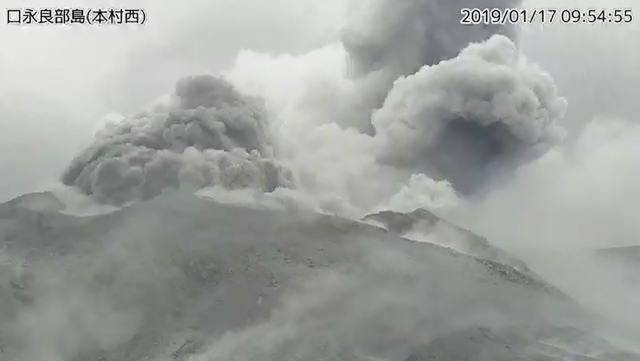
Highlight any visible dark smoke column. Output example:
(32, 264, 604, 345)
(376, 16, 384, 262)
(342, 0, 521, 79)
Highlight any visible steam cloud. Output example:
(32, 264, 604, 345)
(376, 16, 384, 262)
(61, 75, 292, 205)
(373, 35, 567, 193)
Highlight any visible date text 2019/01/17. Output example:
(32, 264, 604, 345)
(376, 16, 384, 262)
(461, 8, 633, 25)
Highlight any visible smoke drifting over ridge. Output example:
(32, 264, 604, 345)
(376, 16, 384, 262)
(61, 75, 292, 205)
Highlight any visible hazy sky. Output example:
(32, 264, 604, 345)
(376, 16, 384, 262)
(0, 0, 638, 202)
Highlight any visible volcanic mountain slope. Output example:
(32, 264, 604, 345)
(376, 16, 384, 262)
(0, 191, 638, 361)
(363, 209, 538, 278)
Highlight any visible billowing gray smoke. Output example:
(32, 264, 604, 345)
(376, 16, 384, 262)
(61, 75, 292, 205)
(338, 0, 525, 140)
(340, 0, 567, 195)
(373, 35, 567, 193)
(342, 0, 520, 78)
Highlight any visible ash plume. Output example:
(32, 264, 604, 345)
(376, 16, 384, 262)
(342, 0, 521, 79)
(372, 35, 567, 193)
(335, 0, 523, 136)
(61, 75, 292, 205)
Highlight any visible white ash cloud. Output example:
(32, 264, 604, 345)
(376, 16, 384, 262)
(383, 174, 459, 214)
(225, 34, 567, 214)
(61, 75, 292, 205)
(372, 35, 567, 193)
(225, 2, 560, 203)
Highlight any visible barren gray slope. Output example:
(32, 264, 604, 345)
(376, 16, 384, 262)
(0, 192, 637, 361)
(364, 209, 539, 278)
